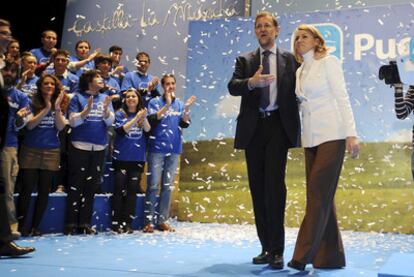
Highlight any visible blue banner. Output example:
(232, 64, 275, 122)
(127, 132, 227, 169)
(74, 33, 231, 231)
(62, 0, 245, 95)
(185, 4, 414, 143)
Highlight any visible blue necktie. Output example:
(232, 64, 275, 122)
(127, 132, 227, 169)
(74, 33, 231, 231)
(260, 50, 271, 110)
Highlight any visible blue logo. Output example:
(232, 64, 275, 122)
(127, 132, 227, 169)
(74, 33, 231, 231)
(315, 23, 343, 60)
(291, 23, 343, 60)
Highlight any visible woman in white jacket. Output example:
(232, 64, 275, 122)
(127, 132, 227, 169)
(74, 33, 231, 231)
(287, 24, 360, 271)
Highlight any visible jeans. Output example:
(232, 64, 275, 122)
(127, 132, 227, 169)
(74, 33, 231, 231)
(144, 152, 179, 225)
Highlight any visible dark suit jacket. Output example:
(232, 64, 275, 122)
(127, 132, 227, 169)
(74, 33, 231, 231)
(228, 47, 301, 149)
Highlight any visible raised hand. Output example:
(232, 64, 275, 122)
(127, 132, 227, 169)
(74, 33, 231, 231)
(249, 65, 276, 88)
(185, 95, 197, 109)
(148, 76, 159, 91)
(16, 107, 30, 118)
(85, 95, 94, 113)
(346, 136, 360, 159)
(165, 91, 173, 106)
(55, 91, 64, 111)
(103, 96, 111, 113)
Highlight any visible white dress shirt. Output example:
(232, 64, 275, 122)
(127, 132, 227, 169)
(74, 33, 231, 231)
(296, 50, 358, 147)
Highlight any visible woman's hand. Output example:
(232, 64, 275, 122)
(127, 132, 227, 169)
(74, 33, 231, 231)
(346, 136, 360, 159)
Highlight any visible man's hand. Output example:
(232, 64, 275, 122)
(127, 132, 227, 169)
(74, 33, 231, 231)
(148, 76, 159, 91)
(248, 65, 276, 89)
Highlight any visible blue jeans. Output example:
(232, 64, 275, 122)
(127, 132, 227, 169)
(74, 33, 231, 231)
(144, 152, 179, 225)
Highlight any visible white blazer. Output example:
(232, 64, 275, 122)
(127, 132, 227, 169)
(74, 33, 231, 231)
(295, 54, 357, 148)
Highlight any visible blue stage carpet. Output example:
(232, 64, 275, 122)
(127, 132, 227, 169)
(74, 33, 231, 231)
(1, 222, 413, 276)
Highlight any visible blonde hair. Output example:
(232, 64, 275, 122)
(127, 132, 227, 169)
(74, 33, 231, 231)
(293, 24, 328, 63)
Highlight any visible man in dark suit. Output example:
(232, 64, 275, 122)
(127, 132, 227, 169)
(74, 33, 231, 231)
(228, 12, 300, 269)
(0, 18, 35, 257)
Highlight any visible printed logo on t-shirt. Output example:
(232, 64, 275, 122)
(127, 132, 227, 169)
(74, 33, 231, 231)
(85, 102, 104, 122)
(38, 113, 55, 128)
(127, 125, 143, 140)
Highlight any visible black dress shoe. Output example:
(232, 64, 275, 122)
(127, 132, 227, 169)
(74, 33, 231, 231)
(269, 254, 284, 269)
(0, 241, 35, 257)
(287, 259, 306, 271)
(252, 251, 271, 264)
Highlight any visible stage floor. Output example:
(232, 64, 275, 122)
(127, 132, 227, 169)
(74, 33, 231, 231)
(1, 221, 413, 276)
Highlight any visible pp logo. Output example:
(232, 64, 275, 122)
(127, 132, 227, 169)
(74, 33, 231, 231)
(292, 23, 343, 60)
(315, 23, 343, 60)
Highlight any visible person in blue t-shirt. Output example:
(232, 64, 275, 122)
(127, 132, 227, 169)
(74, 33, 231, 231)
(109, 45, 129, 86)
(16, 53, 39, 97)
(50, 49, 79, 96)
(30, 30, 57, 74)
(94, 54, 121, 102)
(121, 52, 160, 108)
(112, 88, 150, 234)
(16, 74, 69, 237)
(65, 70, 114, 236)
(0, 60, 30, 238)
(142, 74, 196, 233)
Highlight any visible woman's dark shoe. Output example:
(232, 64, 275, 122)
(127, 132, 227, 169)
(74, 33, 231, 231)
(80, 226, 97, 235)
(269, 254, 284, 269)
(31, 228, 42, 237)
(287, 259, 306, 271)
(125, 225, 134, 234)
(63, 226, 77, 236)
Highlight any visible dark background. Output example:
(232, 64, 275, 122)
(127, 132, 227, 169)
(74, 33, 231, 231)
(0, 0, 67, 52)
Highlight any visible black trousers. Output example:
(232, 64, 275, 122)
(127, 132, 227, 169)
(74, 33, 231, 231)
(111, 161, 144, 228)
(65, 146, 105, 228)
(17, 169, 54, 232)
(245, 111, 290, 255)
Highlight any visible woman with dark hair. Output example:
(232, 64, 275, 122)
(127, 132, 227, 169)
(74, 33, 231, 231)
(16, 74, 69, 236)
(111, 88, 150, 234)
(143, 74, 196, 233)
(64, 69, 114, 235)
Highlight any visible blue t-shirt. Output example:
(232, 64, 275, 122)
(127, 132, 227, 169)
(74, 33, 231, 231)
(48, 70, 79, 94)
(110, 65, 129, 86)
(23, 109, 60, 149)
(121, 71, 159, 107)
(113, 111, 147, 162)
(4, 87, 30, 147)
(147, 96, 185, 154)
(30, 48, 52, 65)
(102, 76, 121, 96)
(68, 91, 114, 146)
(17, 75, 39, 97)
